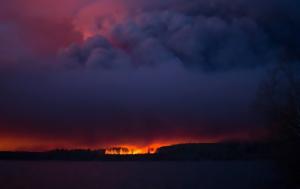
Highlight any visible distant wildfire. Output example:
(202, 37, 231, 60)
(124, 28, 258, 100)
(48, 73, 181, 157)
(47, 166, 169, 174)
(1, 0, 295, 151)
(0, 128, 269, 152)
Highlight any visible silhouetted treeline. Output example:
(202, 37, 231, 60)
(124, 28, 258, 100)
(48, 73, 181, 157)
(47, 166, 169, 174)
(0, 142, 281, 161)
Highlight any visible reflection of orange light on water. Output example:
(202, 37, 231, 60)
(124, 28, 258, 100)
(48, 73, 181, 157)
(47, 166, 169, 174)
(105, 146, 156, 155)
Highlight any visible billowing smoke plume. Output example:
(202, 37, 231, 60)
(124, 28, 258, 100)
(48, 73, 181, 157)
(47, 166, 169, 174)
(0, 0, 299, 149)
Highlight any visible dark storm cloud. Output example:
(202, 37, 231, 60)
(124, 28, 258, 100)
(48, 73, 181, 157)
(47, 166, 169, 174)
(0, 0, 299, 146)
(70, 0, 300, 70)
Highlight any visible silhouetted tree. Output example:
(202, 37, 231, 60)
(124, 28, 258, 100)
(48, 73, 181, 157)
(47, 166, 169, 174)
(256, 59, 300, 188)
(121, 147, 129, 154)
(107, 147, 130, 155)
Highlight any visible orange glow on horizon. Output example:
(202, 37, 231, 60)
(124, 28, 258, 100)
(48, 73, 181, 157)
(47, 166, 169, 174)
(0, 135, 220, 152)
(104, 138, 220, 155)
(0, 128, 269, 152)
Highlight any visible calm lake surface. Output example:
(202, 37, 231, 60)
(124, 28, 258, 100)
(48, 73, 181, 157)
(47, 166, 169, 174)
(0, 161, 284, 189)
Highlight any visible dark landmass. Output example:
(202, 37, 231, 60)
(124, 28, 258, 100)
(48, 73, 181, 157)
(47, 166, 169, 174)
(0, 142, 282, 161)
(156, 142, 276, 160)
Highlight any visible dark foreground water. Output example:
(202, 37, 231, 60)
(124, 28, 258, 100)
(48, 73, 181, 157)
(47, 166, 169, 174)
(0, 161, 284, 189)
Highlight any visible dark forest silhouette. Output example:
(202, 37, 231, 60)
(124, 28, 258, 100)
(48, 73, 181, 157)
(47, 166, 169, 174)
(0, 142, 278, 161)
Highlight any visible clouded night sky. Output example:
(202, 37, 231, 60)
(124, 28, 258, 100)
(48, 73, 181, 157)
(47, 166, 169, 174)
(0, 0, 299, 151)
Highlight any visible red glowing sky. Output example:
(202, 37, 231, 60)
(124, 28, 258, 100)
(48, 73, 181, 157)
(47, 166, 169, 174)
(0, 0, 282, 151)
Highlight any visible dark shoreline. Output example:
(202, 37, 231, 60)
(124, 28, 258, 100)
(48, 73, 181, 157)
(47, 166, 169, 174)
(0, 142, 278, 161)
